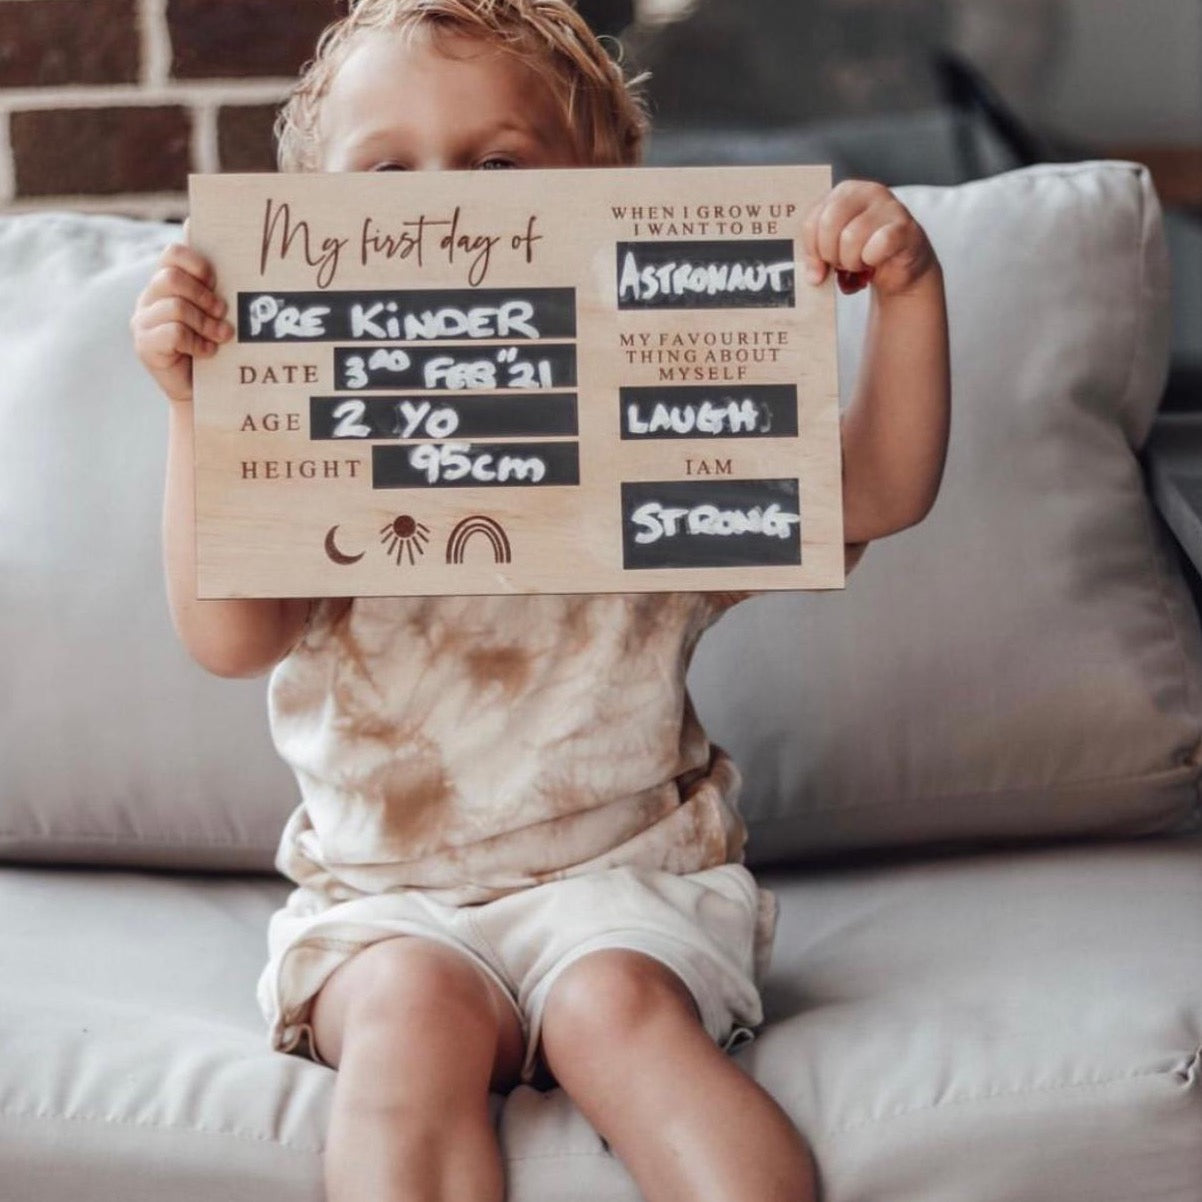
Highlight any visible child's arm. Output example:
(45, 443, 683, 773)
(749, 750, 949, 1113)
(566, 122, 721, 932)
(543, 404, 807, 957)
(802, 181, 951, 548)
(132, 233, 315, 679)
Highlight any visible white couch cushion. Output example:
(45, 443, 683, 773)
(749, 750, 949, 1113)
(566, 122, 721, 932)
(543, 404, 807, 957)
(1, 161, 1200, 870)
(0, 839, 1198, 1200)
(693, 159, 1202, 860)
(0, 213, 298, 869)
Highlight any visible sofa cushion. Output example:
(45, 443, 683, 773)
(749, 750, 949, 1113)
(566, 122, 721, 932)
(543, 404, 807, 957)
(0, 213, 299, 870)
(1, 840, 1198, 1201)
(692, 159, 1202, 862)
(2, 161, 1200, 871)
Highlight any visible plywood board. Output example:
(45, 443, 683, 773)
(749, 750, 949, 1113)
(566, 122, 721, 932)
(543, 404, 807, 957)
(187, 165, 844, 598)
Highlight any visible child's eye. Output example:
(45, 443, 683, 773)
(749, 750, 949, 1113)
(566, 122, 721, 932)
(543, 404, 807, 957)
(370, 162, 407, 172)
(476, 156, 517, 170)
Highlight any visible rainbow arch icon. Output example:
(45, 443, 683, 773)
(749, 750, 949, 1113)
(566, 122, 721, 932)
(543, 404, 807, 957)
(445, 515, 512, 564)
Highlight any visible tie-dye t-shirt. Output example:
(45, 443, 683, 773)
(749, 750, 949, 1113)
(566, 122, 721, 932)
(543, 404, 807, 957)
(266, 589, 758, 907)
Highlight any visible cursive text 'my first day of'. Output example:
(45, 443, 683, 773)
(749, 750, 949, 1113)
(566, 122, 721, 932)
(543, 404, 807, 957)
(257, 199, 543, 289)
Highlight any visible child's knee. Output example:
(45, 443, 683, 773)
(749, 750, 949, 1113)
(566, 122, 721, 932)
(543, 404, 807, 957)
(541, 947, 702, 1047)
(311, 934, 505, 1068)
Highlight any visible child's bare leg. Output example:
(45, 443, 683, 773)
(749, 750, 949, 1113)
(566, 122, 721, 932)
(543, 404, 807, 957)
(537, 949, 817, 1202)
(309, 934, 525, 1202)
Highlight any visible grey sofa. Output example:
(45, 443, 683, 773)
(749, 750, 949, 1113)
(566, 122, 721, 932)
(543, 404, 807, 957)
(2, 159, 1200, 1201)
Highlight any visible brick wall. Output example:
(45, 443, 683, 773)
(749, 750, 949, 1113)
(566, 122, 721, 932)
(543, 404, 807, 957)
(0, 0, 341, 218)
(0, 0, 633, 219)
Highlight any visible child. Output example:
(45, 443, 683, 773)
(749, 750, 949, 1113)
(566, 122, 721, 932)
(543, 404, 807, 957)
(131, 2, 949, 1199)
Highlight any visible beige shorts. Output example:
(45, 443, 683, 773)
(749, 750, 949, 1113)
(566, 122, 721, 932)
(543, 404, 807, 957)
(256, 862, 779, 1089)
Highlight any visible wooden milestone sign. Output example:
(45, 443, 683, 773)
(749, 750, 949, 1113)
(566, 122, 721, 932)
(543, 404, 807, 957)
(187, 165, 845, 598)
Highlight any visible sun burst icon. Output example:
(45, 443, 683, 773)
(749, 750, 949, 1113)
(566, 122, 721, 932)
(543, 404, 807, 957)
(380, 514, 431, 565)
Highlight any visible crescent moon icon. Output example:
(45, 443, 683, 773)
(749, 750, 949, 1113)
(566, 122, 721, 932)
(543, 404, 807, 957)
(324, 525, 365, 566)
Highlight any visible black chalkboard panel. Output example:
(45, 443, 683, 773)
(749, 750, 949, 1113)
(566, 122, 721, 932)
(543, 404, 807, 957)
(373, 440, 580, 488)
(334, 343, 578, 392)
(311, 394, 579, 440)
(616, 240, 796, 310)
(237, 288, 576, 342)
(621, 477, 802, 569)
(619, 385, 798, 439)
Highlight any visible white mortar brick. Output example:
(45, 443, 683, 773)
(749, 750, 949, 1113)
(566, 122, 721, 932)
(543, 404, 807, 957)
(141, 0, 173, 88)
(192, 101, 218, 174)
(0, 80, 294, 110)
(0, 110, 12, 204)
(4, 193, 186, 220)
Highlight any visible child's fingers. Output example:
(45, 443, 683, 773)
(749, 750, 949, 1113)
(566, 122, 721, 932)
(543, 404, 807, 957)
(815, 193, 872, 272)
(860, 220, 909, 268)
(832, 211, 884, 273)
(138, 318, 216, 366)
(802, 181, 900, 281)
(140, 264, 228, 319)
(799, 196, 828, 277)
(806, 259, 829, 285)
(160, 239, 217, 290)
(138, 295, 233, 346)
(802, 195, 870, 278)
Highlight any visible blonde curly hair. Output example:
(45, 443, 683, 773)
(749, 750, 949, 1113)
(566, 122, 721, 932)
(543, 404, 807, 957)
(274, 0, 650, 173)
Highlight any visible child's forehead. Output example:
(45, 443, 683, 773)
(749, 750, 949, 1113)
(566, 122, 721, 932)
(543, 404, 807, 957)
(331, 22, 545, 88)
(319, 24, 565, 139)
(327, 27, 552, 111)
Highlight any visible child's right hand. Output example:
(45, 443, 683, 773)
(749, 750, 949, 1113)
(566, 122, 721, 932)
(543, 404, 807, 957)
(131, 221, 234, 404)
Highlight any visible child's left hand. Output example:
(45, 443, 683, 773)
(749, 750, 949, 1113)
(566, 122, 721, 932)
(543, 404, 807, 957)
(801, 180, 938, 299)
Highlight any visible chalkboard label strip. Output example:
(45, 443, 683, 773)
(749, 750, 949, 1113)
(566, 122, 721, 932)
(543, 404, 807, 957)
(619, 384, 798, 440)
(373, 440, 581, 489)
(311, 394, 579, 441)
(237, 287, 577, 342)
(334, 343, 578, 392)
(621, 477, 802, 569)
(616, 239, 796, 310)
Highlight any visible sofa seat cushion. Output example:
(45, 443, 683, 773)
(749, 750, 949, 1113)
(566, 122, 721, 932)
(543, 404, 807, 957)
(1, 842, 1198, 1201)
